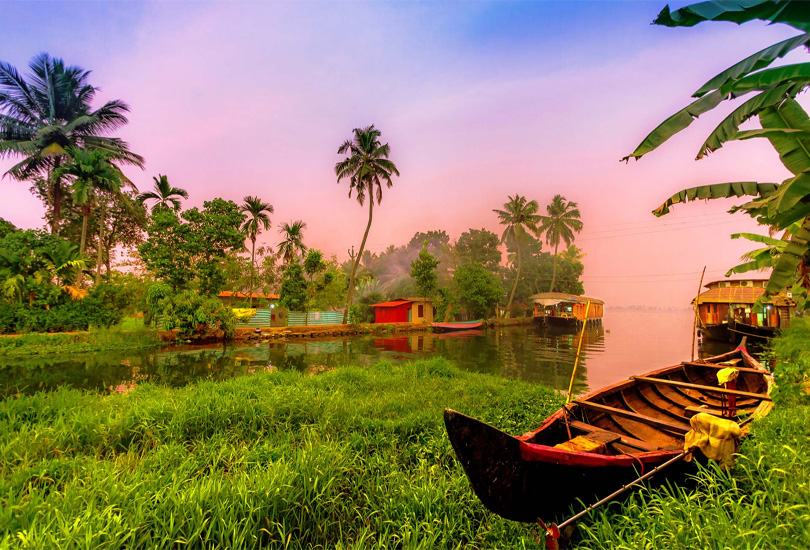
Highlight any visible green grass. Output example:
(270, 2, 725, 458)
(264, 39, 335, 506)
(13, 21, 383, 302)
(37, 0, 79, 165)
(573, 319, 810, 549)
(0, 324, 162, 358)
(0, 358, 563, 549)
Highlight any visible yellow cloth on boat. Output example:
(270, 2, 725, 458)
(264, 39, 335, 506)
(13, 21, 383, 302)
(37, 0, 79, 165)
(554, 436, 607, 455)
(717, 367, 739, 386)
(684, 412, 742, 469)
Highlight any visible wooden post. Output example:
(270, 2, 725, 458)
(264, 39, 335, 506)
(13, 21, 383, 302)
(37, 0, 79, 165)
(566, 300, 591, 405)
(691, 266, 706, 362)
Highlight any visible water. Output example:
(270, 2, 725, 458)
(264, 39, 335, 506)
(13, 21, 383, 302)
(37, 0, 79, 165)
(0, 309, 736, 398)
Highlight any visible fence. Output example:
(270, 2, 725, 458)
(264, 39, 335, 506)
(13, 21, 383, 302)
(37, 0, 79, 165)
(286, 311, 346, 327)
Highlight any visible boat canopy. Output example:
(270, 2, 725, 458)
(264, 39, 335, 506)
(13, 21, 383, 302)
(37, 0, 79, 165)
(529, 292, 604, 306)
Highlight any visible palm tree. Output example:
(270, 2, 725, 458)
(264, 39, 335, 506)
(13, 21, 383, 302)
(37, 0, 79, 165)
(278, 220, 308, 265)
(240, 196, 274, 307)
(335, 125, 400, 324)
(494, 194, 542, 315)
(136, 174, 188, 214)
(52, 148, 127, 258)
(0, 53, 144, 234)
(540, 195, 583, 292)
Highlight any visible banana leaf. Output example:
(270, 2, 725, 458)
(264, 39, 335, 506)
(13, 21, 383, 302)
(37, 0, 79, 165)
(693, 33, 810, 97)
(730, 232, 786, 246)
(654, 1, 810, 33)
(771, 171, 810, 214)
(697, 82, 806, 158)
(653, 181, 779, 216)
(726, 256, 778, 276)
(622, 91, 727, 161)
(759, 99, 810, 176)
(731, 128, 810, 141)
(765, 219, 810, 293)
(723, 63, 810, 94)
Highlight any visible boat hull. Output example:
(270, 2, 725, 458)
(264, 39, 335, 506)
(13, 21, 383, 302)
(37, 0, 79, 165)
(432, 320, 483, 333)
(445, 346, 772, 523)
(444, 409, 687, 523)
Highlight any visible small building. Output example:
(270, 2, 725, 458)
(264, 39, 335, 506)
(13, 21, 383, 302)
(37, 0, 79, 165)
(371, 297, 434, 324)
(217, 291, 280, 307)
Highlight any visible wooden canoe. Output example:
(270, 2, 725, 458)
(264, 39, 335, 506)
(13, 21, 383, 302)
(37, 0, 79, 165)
(432, 319, 484, 333)
(444, 345, 773, 523)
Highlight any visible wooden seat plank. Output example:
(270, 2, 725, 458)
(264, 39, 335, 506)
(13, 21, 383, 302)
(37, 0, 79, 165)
(632, 375, 772, 402)
(681, 362, 772, 376)
(568, 420, 658, 452)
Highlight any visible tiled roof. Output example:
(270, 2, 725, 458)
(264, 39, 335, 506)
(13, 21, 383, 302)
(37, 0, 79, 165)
(218, 291, 280, 300)
(694, 286, 765, 305)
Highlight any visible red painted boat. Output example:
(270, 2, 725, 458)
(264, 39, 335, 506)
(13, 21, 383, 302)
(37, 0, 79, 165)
(444, 345, 773, 523)
(431, 319, 484, 333)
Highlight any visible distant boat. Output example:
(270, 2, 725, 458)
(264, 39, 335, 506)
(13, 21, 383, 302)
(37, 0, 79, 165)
(695, 279, 795, 344)
(530, 292, 604, 329)
(444, 343, 772, 524)
(431, 320, 484, 333)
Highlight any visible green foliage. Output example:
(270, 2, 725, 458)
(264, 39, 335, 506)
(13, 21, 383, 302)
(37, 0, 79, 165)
(279, 263, 307, 312)
(139, 199, 247, 294)
(454, 263, 504, 319)
(155, 290, 236, 340)
(145, 282, 172, 326)
(137, 174, 189, 214)
(0, 294, 122, 334)
(764, 316, 810, 405)
(309, 259, 347, 311)
(0, 357, 562, 549)
(455, 228, 501, 272)
(0, 217, 17, 239)
(433, 287, 461, 323)
(410, 240, 440, 298)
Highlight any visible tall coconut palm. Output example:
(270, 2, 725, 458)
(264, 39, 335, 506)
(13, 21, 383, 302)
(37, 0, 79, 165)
(540, 194, 583, 292)
(335, 124, 400, 324)
(278, 220, 308, 266)
(494, 194, 542, 315)
(0, 53, 144, 234)
(52, 148, 127, 259)
(241, 196, 274, 307)
(136, 174, 188, 214)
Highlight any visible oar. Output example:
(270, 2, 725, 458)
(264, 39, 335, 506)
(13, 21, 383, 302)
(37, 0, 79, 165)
(539, 447, 695, 549)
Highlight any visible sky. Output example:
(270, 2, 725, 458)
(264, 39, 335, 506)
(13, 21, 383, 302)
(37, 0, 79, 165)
(1, 0, 807, 308)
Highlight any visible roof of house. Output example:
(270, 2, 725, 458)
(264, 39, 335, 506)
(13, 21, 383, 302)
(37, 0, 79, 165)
(704, 279, 767, 289)
(371, 300, 411, 308)
(218, 291, 280, 300)
(371, 297, 434, 308)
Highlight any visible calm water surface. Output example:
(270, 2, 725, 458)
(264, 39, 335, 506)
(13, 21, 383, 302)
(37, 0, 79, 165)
(0, 309, 737, 398)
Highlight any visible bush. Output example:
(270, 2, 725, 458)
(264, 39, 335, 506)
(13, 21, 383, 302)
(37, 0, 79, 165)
(0, 297, 122, 334)
(156, 290, 236, 340)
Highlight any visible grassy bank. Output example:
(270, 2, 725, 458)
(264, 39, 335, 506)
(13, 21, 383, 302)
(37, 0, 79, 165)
(0, 325, 163, 358)
(574, 319, 810, 549)
(0, 358, 562, 549)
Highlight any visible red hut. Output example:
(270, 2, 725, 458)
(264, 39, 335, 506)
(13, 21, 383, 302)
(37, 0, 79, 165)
(371, 297, 434, 324)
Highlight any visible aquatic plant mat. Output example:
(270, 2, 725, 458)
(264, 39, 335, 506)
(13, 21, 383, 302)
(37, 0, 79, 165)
(0, 358, 562, 549)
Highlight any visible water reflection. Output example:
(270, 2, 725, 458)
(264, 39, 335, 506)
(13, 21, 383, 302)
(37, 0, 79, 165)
(0, 309, 736, 399)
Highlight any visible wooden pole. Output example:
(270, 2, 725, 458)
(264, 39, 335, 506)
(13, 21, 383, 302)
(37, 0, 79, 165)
(691, 266, 706, 362)
(566, 301, 591, 405)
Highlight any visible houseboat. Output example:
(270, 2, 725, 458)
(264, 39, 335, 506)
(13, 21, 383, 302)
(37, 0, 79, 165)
(695, 279, 795, 343)
(530, 292, 604, 329)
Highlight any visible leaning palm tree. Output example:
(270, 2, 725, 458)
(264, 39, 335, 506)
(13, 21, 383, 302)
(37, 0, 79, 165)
(136, 174, 188, 214)
(240, 196, 274, 307)
(335, 125, 400, 324)
(494, 194, 542, 315)
(53, 148, 127, 259)
(540, 194, 583, 292)
(0, 53, 144, 234)
(278, 220, 308, 266)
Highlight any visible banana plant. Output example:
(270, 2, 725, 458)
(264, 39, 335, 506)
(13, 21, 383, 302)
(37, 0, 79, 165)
(625, 0, 810, 300)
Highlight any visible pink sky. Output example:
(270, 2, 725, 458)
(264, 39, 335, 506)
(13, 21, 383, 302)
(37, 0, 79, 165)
(2, 1, 806, 307)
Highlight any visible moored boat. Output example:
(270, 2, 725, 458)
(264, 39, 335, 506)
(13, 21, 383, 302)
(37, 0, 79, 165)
(444, 345, 772, 523)
(432, 319, 484, 333)
(695, 279, 795, 344)
(530, 293, 604, 330)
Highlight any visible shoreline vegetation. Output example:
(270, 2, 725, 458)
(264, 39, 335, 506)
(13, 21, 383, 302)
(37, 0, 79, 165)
(0, 318, 533, 357)
(0, 322, 805, 548)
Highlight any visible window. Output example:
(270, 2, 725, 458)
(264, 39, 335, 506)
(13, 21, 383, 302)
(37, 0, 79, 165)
(418, 304, 424, 317)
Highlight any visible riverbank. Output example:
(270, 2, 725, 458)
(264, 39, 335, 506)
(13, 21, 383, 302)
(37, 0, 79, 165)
(0, 326, 164, 358)
(0, 357, 561, 549)
(574, 318, 810, 549)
